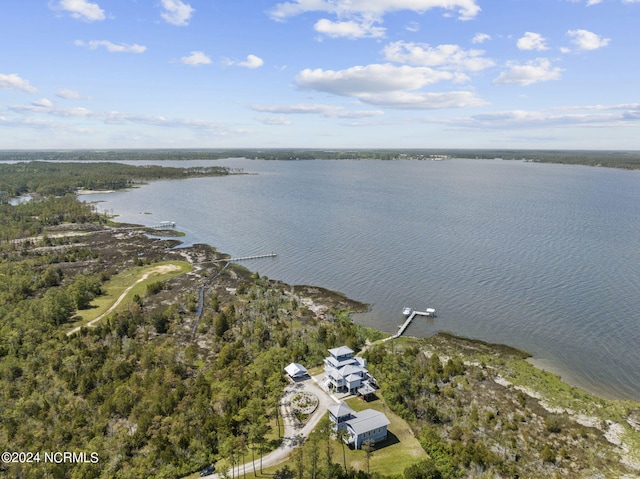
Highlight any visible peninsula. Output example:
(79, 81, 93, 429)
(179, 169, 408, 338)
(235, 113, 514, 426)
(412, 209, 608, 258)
(0, 160, 639, 479)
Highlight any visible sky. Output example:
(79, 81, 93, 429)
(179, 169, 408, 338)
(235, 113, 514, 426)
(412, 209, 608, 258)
(0, 0, 639, 150)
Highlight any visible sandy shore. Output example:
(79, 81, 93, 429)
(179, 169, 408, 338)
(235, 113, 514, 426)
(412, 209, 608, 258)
(76, 189, 116, 195)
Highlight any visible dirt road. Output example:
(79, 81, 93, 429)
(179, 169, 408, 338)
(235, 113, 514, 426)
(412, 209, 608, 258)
(67, 264, 180, 336)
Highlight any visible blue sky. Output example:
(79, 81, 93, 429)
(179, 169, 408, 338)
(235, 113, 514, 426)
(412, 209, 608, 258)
(1, 0, 638, 149)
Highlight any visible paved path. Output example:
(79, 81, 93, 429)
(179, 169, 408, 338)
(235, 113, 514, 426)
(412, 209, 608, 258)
(204, 375, 340, 478)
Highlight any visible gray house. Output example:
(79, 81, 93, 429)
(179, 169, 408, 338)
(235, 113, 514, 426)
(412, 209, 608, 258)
(328, 402, 356, 431)
(328, 402, 390, 449)
(344, 409, 390, 449)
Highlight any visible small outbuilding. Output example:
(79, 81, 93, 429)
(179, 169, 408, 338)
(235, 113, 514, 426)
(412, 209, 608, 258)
(284, 362, 308, 379)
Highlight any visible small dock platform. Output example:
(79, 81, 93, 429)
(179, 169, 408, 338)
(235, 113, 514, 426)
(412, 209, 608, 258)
(391, 307, 436, 339)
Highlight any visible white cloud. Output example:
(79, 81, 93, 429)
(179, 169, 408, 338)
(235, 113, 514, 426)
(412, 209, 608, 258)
(455, 105, 640, 129)
(74, 40, 147, 53)
(0, 73, 37, 93)
(472, 33, 491, 44)
(493, 58, 562, 86)
(517, 32, 548, 51)
(260, 116, 292, 125)
(314, 18, 386, 39)
(239, 54, 265, 69)
(383, 41, 495, 73)
(224, 54, 265, 69)
(405, 22, 420, 33)
(563, 102, 640, 111)
(7, 100, 249, 136)
(33, 98, 53, 108)
(251, 103, 383, 118)
(566, 29, 610, 51)
(296, 64, 455, 96)
(51, 0, 106, 22)
(160, 0, 195, 26)
(269, 0, 481, 22)
(354, 90, 486, 109)
(180, 51, 212, 66)
(295, 64, 484, 109)
(56, 89, 81, 99)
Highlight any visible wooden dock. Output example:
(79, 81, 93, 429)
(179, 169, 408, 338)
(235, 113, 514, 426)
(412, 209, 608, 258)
(213, 253, 277, 263)
(150, 221, 176, 229)
(391, 309, 436, 339)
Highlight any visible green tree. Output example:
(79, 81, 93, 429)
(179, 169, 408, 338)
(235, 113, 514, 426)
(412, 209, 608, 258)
(337, 427, 349, 473)
(362, 440, 375, 478)
(403, 459, 442, 479)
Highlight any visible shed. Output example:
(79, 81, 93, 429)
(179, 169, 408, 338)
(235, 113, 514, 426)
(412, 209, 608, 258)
(284, 362, 308, 379)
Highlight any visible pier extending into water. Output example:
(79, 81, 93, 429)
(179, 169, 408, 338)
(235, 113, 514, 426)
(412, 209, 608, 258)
(391, 309, 436, 339)
(213, 252, 278, 263)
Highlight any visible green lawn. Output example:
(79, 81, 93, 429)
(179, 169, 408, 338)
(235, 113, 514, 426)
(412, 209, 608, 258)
(343, 393, 428, 476)
(206, 390, 428, 479)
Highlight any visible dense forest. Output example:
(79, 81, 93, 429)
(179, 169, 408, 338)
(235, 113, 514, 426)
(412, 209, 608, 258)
(0, 194, 379, 478)
(1, 148, 640, 169)
(0, 161, 231, 199)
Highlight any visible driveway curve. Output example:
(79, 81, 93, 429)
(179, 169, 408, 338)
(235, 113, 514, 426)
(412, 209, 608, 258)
(204, 375, 340, 478)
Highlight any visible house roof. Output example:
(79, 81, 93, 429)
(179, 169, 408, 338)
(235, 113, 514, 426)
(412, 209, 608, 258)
(284, 362, 308, 378)
(328, 345, 354, 358)
(345, 409, 390, 435)
(326, 356, 360, 370)
(328, 401, 355, 419)
(338, 364, 366, 377)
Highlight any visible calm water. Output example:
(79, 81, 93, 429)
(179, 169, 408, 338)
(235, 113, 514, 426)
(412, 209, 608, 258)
(86, 159, 640, 400)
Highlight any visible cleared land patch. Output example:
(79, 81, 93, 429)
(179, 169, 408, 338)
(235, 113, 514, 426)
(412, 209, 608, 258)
(67, 261, 191, 335)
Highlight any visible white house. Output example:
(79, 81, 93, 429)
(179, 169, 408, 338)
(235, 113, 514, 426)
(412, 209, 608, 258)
(324, 346, 372, 394)
(328, 402, 390, 449)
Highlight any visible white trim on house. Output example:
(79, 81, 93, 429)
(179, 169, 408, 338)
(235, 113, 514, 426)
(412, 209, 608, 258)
(324, 345, 370, 393)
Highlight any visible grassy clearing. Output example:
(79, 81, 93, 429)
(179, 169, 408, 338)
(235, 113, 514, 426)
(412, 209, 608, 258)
(71, 261, 192, 326)
(344, 394, 428, 476)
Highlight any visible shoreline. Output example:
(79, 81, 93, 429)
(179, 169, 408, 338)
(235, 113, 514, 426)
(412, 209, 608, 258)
(166, 229, 633, 404)
(104, 214, 636, 404)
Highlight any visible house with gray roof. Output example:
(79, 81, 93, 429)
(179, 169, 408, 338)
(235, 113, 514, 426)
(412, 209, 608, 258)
(328, 402, 390, 449)
(284, 362, 308, 379)
(344, 409, 390, 449)
(324, 346, 373, 394)
(328, 402, 355, 431)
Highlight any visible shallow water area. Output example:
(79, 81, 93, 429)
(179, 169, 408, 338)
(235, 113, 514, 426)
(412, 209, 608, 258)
(85, 158, 640, 400)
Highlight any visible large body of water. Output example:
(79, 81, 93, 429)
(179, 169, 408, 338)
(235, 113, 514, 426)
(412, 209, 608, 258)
(86, 158, 640, 400)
